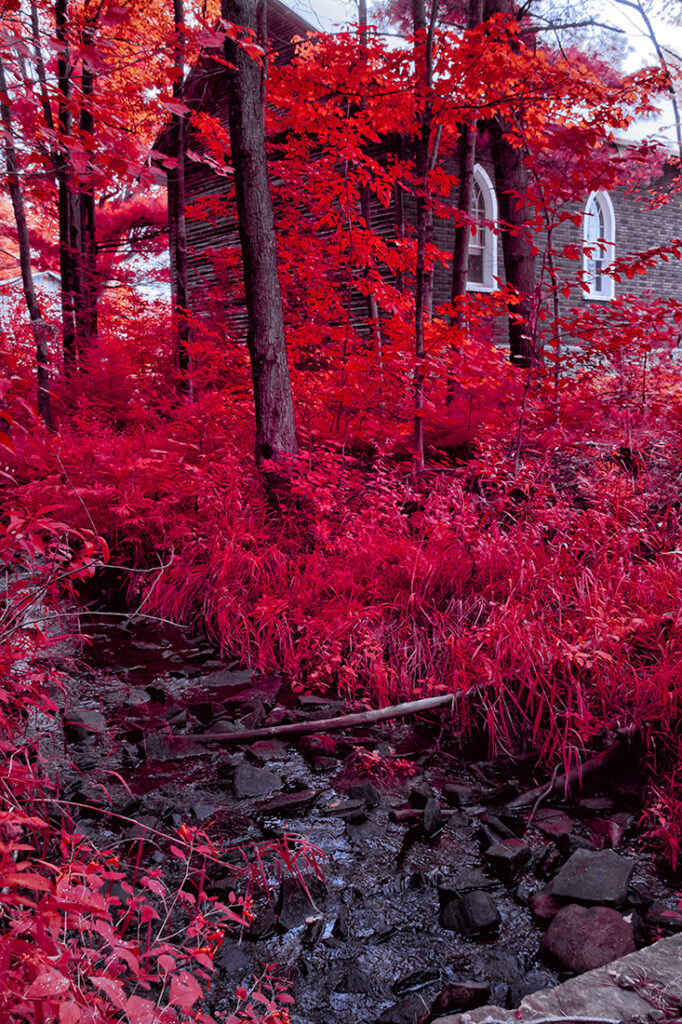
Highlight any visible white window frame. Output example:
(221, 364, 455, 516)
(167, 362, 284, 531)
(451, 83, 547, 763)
(582, 190, 615, 301)
(466, 164, 498, 293)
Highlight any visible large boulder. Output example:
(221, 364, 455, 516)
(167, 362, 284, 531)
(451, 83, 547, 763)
(541, 903, 635, 973)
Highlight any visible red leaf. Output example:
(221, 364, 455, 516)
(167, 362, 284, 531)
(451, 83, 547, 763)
(126, 994, 157, 1024)
(59, 1003, 81, 1024)
(4, 871, 52, 891)
(26, 968, 70, 998)
(169, 971, 203, 1012)
(92, 976, 126, 1011)
(163, 101, 191, 116)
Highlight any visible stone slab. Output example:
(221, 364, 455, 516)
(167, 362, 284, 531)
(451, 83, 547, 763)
(434, 931, 682, 1023)
(551, 848, 634, 906)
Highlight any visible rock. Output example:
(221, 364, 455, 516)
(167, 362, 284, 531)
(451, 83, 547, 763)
(349, 780, 381, 808)
(480, 813, 516, 840)
(392, 968, 440, 995)
(576, 796, 614, 814)
(332, 904, 350, 939)
(232, 763, 283, 799)
(191, 798, 220, 821)
(556, 832, 594, 858)
(256, 789, 318, 816)
(302, 914, 325, 945)
(589, 816, 629, 849)
(423, 797, 444, 836)
(431, 981, 491, 1015)
(440, 891, 501, 936)
(335, 964, 376, 994)
(276, 876, 326, 931)
(442, 782, 474, 807)
(551, 849, 634, 906)
(645, 901, 682, 933)
(508, 970, 555, 1007)
(248, 739, 287, 760)
(143, 733, 203, 761)
(438, 869, 493, 900)
(64, 707, 107, 742)
(541, 903, 635, 973)
(529, 888, 561, 922)
(533, 808, 573, 838)
(377, 995, 432, 1024)
(328, 799, 367, 823)
(299, 734, 337, 759)
(214, 941, 251, 974)
(484, 839, 531, 878)
(408, 781, 435, 808)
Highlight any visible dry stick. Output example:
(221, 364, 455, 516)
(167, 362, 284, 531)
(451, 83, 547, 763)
(505, 739, 626, 811)
(175, 693, 455, 745)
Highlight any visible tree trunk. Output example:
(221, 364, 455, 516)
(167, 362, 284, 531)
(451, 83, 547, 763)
(488, 115, 537, 365)
(483, 0, 537, 366)
(55, 0, 79, 372)
(412, 0, 438, 469)
(79, 20, 98, 344)
(171, 0, 191, 387)
(359, 0, 383, 370)
(0, 57, 52, 428)
(222, 0, 298, 465)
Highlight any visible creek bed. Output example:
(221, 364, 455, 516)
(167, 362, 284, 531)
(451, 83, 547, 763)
(45, 608, 682, 1024)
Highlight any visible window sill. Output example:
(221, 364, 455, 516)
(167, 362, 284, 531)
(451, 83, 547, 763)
(583, 291, 615, 302)
(466, 282, 497, 293)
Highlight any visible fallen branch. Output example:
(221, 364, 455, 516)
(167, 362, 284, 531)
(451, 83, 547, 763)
(504, 737, 627, 810)
(172, 693, 455, 746)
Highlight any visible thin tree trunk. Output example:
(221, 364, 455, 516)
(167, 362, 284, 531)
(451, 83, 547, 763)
(413, 0, 438, 469)
(447, 0, 482, 406)
(0, 57, 52, 428)
(171, 0, 191, 388)
(358, 0, 383, 372)
(483, 0, 537, 367)
(55, 0, 78, 372)
(222, 0, 298, 465)
(79, 19, 98, 343)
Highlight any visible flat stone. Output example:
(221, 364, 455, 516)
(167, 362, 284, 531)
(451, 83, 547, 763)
(248, 739, 287, 760)
(440, 891, 501, 936)
(232, 763, 282, 799)
(431, 981, 491, 1015)
(541, 903, 635, 973)
(434, 932, 682, 1024)
(442, 782, 474, 807)
(256, 789, 318, 816)
(534, 808, 572, 837)
(328, 799, 367, 823)
(349, 780, 381, 807)
(484, 839, 531, 878)
(551, 848, 634, 906)
(64, 707, 107, 742)
(576, 796, 615, 814)
(377, 995, 433, 1024)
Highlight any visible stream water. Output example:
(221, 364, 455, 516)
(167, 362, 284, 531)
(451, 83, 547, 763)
(43, 605, 682, 1024)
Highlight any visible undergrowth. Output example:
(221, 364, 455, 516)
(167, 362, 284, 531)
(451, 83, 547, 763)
(5, 304, 682, 958)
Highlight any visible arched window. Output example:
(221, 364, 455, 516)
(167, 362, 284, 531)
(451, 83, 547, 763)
(583, 191, 615, 300)
(466, 165, 498, 292)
